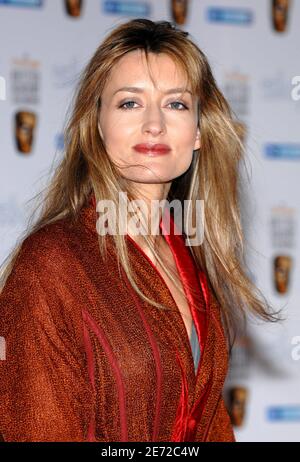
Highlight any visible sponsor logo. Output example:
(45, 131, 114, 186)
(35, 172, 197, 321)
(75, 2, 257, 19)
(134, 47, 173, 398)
(206, 7, 253, 25)
(270, 206, 296, 249)
(267, 406, 300, 421)
(55, 133, 65, 151)
(264, 143, 300, 160)
(103, 0, 151, 16)
(221, 71, 250, 126)
(0, 0, 43, 7)
(11, 55, 41, 105)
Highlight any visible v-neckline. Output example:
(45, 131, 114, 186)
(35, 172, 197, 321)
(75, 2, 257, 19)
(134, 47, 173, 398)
(125, 207, 203, 377)
(86, 192, 207, 379)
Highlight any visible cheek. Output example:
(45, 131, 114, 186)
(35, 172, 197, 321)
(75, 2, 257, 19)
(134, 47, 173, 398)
(104, 132, 128, 161)
(173, 149, 194, 173)
(174, 130, 198, 151)
(173, 116, 198, 136)
(103, 117, 137, 151)
(103, 114, 133, 137)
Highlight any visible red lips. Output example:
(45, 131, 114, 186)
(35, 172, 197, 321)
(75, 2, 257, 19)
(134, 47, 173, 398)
(133, 143, 171, 155)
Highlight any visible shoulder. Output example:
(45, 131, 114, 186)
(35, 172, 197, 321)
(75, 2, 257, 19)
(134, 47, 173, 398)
(0, 216, 87, 340)
(13, 212, 91, 278)
(21, 216, 77, 258)
(0, 215, 84, 312)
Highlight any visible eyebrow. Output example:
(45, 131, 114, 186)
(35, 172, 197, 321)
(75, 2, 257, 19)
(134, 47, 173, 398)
(113, 86, 193, 96)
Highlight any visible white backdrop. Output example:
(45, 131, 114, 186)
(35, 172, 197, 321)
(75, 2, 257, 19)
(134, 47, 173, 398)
(0, 0, 299, 442)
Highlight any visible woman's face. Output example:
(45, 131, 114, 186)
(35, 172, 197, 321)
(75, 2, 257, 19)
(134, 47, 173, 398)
(98, 50, 200, 189)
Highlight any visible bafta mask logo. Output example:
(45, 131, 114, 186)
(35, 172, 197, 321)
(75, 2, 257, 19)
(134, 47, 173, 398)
(272, 0, 290, 33)
(171, 0, 189, 25)
(15, 111, 37, 154)
(228, 386, 248, 427)
(65, 0, 83, 18)
(274, 255, 292, 294)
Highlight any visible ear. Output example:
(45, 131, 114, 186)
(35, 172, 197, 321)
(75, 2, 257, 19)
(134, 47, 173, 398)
(193, 126, 201, 151)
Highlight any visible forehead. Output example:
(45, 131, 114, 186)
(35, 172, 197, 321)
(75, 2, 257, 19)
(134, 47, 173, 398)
(104, 50, 189, 93)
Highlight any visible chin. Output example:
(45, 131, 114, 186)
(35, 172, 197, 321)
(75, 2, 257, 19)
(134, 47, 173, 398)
(121, 167, 173, 182)
(127, 176, 173, 184)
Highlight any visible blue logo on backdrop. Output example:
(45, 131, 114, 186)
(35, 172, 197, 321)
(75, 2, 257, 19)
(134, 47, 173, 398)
(265, 143, 300, 160)
(267, 406, 300, 422)
(0, 0, 43, 6)
(55, 133, 65, 151)
(207, 7, 253, 25)
(103, 0, 151, 17)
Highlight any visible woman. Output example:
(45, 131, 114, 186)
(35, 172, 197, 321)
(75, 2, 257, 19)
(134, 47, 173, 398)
(0, 19, 278, 442)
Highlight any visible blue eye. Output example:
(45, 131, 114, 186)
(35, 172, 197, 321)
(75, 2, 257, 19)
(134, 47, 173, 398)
(169, 101, 189, 110)
(119, 101, 138, 110)
(118, 100, 189, 110)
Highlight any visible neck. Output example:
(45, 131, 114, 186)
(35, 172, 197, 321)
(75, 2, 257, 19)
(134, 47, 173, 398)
(126, 181, 172, 247)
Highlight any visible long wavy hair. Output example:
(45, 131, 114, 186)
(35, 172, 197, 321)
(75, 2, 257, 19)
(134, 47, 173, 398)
(0, 18, 280, 349)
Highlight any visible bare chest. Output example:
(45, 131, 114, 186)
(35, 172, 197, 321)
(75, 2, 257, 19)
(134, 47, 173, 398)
(129, 234, 194, 342)
(155, 250, 193, 342)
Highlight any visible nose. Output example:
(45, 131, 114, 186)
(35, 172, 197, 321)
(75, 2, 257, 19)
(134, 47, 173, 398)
(141, 104, 166, 136)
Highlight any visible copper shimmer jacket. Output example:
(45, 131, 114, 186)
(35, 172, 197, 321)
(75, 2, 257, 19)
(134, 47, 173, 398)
(0, 194, 235, 442)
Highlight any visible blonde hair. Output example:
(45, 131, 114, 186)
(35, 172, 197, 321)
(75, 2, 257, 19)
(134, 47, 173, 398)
(0, 19, 280, 349)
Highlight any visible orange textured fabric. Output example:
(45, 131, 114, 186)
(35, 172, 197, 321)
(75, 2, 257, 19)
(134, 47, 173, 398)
(0, 195, 235, 442)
